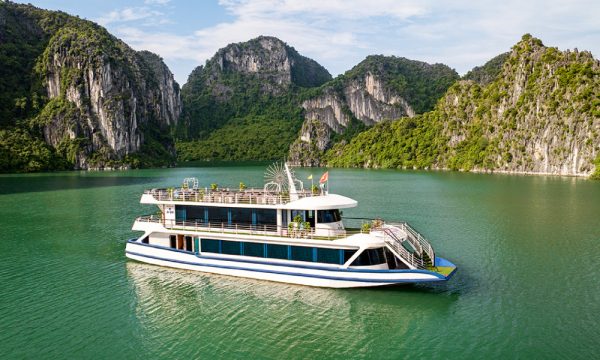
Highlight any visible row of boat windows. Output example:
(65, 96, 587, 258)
(175, 206, 277, 226)
(175, 206, 343, 226)
(167, 236, 386, 266)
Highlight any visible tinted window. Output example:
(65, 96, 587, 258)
(201, 239, 220, 253)
(317, 209, 341, 223)
(266, 244, 288, 259)
(185, 236, 193, 252)
(290, 246, 313, 262)
(222, 240, 242, 255)
(344, 249, 357, 263)
(368, 248, 386, 265)
(350, 248, 387, 266)
(243, 242, 265, 258)
(255, 209, 277, 226)
(208, 207, 228, 224)
(317, 248, 341, 264)
(185, 206, 206, 222)
(231, 207, 252, 225)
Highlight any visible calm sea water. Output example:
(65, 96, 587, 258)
(1, 165, 599, 359)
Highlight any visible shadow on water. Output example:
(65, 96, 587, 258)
(0, 173, 156, 195)
(126, 261, 462, 311)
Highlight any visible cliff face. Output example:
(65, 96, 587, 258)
(289, 56, 459, 166)
(302, 73, 415, 132)
(437, 35, 600, 176)
(206, 36, 330, 95)
(325, 35, 600, 177)
(40, 31, 180, 169)
(0, 2, 180, 171)
(177, 36, 331, 161)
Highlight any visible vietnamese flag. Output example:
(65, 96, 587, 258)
(319, 171, 329, 184)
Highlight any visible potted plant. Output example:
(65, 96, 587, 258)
(361, 222, 371, 233)
(311, 184, 319, 195)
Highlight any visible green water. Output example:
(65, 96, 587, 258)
(1, 166, 599, 359)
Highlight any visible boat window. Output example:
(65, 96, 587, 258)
(185, 236, 193, 252)
(170, 235, 177, 249)
(221, 240, 242, 255)
(344, 249, 356, 263)
(290, 246, 313, 262)
(208, 207, 229, 224)
(243, 242, 265, 258)
(201, 239, 220, 253)
(369, 248, 385, 264)
(198, 239, 348, 265)
(178, 205, 205, 222)
(255, 209, 277, 226)
(291, 210, 305, 221)
(231, 207, 252, 225)
(350, 248, 387, 266)
(175, 207, 186, 221)
(266, 244, 288, 259)
(316, 248, 342, 264)
(317, 209, 341, 223)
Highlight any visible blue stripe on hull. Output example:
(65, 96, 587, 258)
(125, 248, 448, 284)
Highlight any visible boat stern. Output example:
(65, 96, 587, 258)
(432, 257, 458, 280)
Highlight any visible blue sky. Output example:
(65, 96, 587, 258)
(20, 0, 600, 85)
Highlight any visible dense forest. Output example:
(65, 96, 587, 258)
(325, 35, 600, 178)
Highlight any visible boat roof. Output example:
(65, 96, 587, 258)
(284, 193, 357, 210)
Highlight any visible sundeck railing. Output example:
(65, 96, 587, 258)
(135, 215, 358, 240)
(144, 188, 318, 205)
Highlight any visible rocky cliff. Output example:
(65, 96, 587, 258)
(0, 2, 180, 171)
(325, 35, 600, 177)
(177, 36, 331, 161)
(289, 56, 459, 166)
(437, 35, 599, 176)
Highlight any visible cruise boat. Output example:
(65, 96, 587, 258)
(125, 163, 457, 288)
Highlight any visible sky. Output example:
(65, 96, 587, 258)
(18, 0, 600, 85)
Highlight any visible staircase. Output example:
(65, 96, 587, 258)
(382, 223, 435, 270)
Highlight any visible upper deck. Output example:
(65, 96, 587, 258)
(144, 187, 311, 206)
(142, 187, 357, 210)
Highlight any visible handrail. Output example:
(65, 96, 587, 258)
(144, 187, 318, 205)
(135, 215, 360, 240)
(381, 227, 425, 269)
(386, 222, 435, 266)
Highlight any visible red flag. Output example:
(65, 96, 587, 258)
(319, 171, 329, 184)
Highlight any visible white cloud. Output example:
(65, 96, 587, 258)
(144, 0, 171, 4)
(97, 7, 164, 26)
(103, 0, 600, 84)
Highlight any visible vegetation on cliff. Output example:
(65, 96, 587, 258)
(288, 56, 459, 166)
(326, 35, 600, 176)
(463, 52, 510, 85)
(317, 55, 460, 114)
(176, 36, 330, 162)
(0, 2, 179, 172)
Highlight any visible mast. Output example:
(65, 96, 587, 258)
(285, 163, 299, 201)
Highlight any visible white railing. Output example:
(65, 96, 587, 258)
(381, 227, 425, 269)
(135, 216, 352, 240)
(388, 222, 435, 265)
(145, 188, 317, 205)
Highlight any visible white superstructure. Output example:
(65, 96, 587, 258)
(125, 163, 457, 288)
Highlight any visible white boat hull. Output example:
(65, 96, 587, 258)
(125, 240, 455, 288)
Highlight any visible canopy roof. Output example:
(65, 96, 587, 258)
(284, 193, 357, 210)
